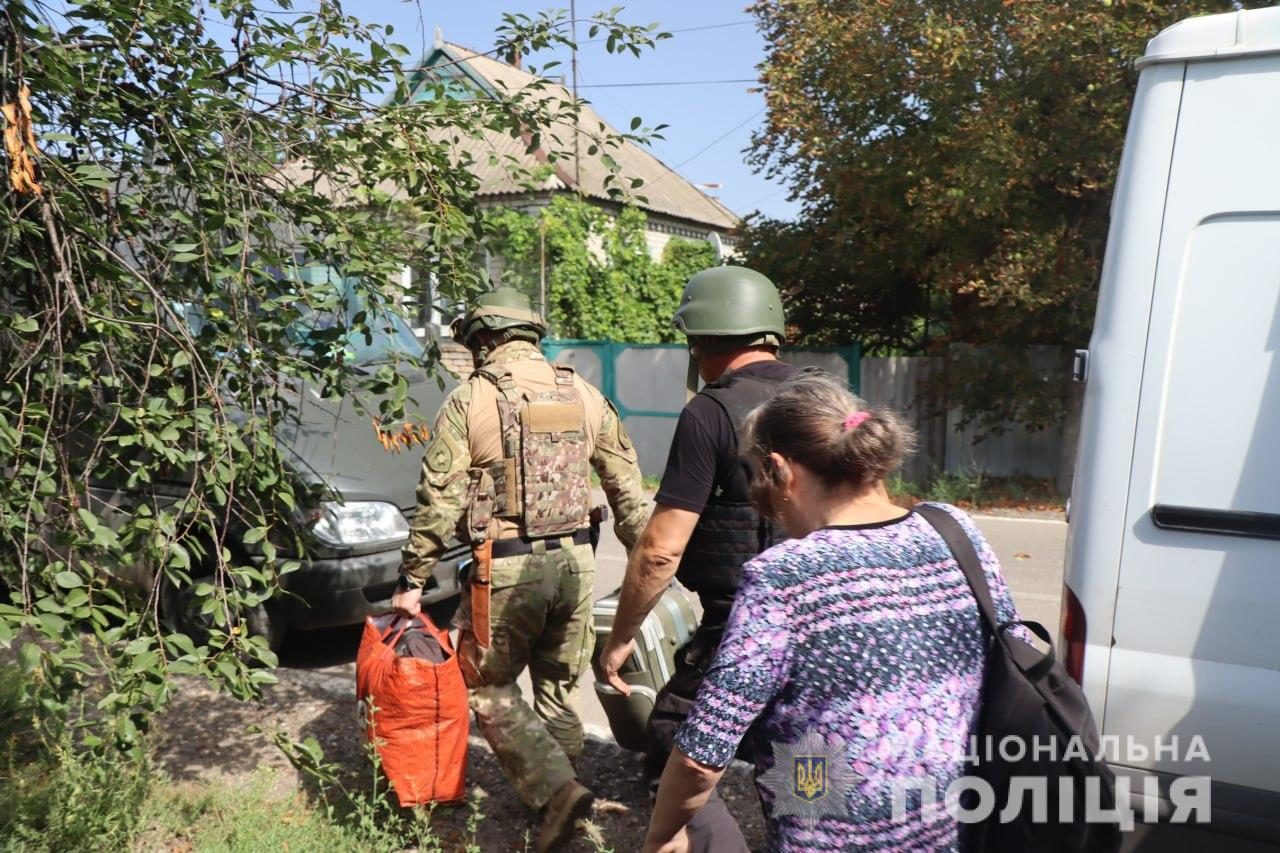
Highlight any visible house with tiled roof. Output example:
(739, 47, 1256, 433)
(398, 30, 741, 336)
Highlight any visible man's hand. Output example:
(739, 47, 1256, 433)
(608, 504, 699, 669)
(598, 637, 636, 695)
(390, 585, 422, 618)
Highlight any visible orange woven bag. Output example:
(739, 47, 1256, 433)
(356, 613, 468, 806)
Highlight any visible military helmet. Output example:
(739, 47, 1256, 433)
(672, 265, 785, 342)
(451, 286, 547, 348)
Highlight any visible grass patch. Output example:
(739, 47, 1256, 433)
(0, 665, 152, 853)
(889, 471, 1065, 512)
(137, 770, 395, 852)
(135, 768, 507, 853)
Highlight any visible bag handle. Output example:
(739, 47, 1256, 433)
(379, 612, 447, 649)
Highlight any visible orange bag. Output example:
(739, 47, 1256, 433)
(356, 613, 469, 806)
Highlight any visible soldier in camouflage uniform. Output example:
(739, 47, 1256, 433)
(391, 287, 649, 852)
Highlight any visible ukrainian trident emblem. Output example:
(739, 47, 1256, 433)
(794, 755, 827, 801)
(759, 728, 861, 825)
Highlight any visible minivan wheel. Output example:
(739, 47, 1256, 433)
(159, 574, 287, 654)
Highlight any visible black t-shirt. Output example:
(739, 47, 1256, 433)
(655, 360, 796, 514)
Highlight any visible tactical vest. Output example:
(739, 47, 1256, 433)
(675, 369, 788, 615)
(462, 361, 593, 542)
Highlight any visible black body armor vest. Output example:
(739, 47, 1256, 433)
(675, 368, 788, 620)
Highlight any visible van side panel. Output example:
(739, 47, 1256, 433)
(1062, 62, 1187, 714)
(1108, 54, 1280, 794)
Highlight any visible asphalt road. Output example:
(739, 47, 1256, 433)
(281, 508, 1068, 741)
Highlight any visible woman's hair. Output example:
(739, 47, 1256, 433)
(741, 368, 916, 508)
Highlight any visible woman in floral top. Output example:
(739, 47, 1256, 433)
(643, 370, 1024, 853)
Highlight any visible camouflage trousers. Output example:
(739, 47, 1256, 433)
(457, 540, 596, 811)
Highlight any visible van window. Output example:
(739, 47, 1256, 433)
(1153, 213, 1280, 515)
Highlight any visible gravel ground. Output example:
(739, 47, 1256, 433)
(151, 637, 767, 852)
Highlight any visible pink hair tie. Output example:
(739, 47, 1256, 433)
(843, 411, 872, 431)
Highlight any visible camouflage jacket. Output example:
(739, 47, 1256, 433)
(401, 341, 648, 585)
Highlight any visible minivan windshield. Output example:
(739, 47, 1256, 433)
(178, 264, 422, 367)
(286, 265, 421, 366)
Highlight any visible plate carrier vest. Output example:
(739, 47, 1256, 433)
(463, 362, 592, 543)
(675, 369, 788, 618)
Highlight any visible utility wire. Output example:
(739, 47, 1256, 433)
(668, 20, 755, 34)
(645, 106, 766, 192)
(576, 78, 758, 89)
(742, 184, 789, 211)
(670, 106, 765, 171)
(581, 19, 755, 43)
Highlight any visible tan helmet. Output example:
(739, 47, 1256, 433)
(451, 286, 547, 350)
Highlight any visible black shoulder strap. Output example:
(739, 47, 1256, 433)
(914, 504, 1002, 636)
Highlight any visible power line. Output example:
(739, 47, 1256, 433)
(742, 185, 789, 211)
(576, 78, 758, 89)
(582, 19, 755, 43)
(670, 106, 765, 171)
(645, 106, 767, 193)
(669, 20, 755, 34)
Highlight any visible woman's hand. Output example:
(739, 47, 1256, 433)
(641, 827, 690, 853)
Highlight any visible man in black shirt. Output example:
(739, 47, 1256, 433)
(598, 265, 793, 851)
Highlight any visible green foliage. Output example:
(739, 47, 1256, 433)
(1, 666, 152, 852)
(139, 774, 374, 853)
(484, 196, 716, 342)
(136, 768, 463, 853)
(0, 0, 665, 835)
(887, 471, 1065, 511)
(742, 0, 1278, 430)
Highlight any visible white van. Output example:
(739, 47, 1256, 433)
(1063, 7, 1280, 850)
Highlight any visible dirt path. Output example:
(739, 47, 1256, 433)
(152, 651, 767, 851)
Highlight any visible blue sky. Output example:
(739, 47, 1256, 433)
(367, 1, 799, 221)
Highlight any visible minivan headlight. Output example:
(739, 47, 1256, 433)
(310, 501, 409, 547)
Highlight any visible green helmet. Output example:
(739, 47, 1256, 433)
(672, 265, 785, 346)
(452, 286, 547, 348)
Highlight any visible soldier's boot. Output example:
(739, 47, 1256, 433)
(536, 779, 594, 853)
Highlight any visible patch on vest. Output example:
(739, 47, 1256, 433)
(526, 401, 583, 434)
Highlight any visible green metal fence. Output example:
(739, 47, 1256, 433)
(540, 339, 861, 475)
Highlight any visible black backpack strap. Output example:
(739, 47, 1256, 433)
(916, 504, 1055, 671)
(914, 503, 1002, 635)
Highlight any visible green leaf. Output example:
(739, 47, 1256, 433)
(54, 571, 83, 589)
(37, 612, 67, 635)
(165, 632, 198, 656)
(12, 315, 38, 333)
(17, 642, 41, 674)
(243, 526, 268, 545)
(117, 715, 138, 744)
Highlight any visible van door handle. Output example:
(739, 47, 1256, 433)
(1152, 505, 1280, 541)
